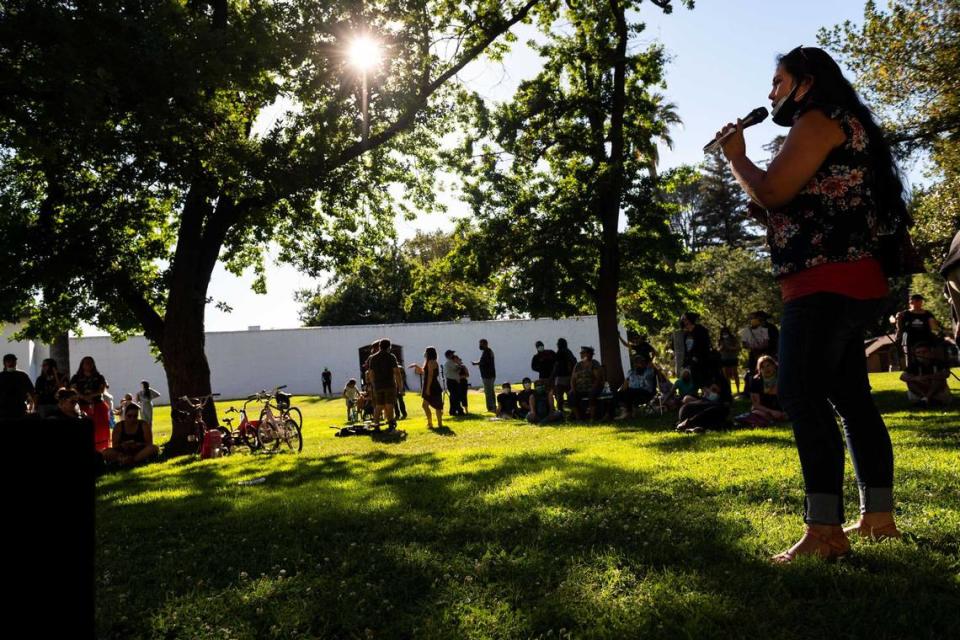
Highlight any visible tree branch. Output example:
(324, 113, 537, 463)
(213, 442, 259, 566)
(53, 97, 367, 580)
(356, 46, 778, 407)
(326, 0, 541, 171)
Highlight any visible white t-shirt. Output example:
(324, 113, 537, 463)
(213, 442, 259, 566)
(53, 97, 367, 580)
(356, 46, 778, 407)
(136, 388, 161, 424)
(739, 326, 769, 351)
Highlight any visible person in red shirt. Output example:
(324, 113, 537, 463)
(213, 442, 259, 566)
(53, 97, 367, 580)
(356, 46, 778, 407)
(717, 46, 904, 562)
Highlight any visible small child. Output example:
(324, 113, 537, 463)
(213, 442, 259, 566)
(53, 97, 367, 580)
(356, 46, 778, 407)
(343, 379, 360, 422)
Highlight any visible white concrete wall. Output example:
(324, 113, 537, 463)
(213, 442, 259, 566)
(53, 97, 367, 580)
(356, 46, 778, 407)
(2, 316, 626, 402)
(0, 323, 46, 381)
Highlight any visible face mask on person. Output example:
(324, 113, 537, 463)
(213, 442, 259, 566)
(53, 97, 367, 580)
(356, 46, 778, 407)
(537, 346, 544, 353)
(705, 391, 719, 402)
(772, 81, 802, 127)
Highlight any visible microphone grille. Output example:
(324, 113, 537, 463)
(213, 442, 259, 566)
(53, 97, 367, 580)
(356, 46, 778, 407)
(747, 106, 769, 124)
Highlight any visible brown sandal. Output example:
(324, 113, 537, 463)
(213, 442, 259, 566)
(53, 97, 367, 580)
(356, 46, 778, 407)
(773, 526, 851, 564)
(843, 520, 901, 541)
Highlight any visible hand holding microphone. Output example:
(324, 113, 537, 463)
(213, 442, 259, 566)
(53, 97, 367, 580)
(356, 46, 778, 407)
(703, 106, 768, 157)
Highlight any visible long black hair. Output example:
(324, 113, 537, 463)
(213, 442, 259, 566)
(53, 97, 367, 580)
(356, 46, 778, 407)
(777, 46, 908, 229)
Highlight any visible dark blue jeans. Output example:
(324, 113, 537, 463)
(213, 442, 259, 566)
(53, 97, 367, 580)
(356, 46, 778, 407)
(778, 293, 894, 525)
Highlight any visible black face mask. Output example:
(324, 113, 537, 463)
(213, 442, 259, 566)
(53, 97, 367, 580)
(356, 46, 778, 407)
(771, 82, 802, 127)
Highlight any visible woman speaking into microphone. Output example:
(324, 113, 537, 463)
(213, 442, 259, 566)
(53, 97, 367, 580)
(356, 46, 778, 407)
(715, 46, 905, 563)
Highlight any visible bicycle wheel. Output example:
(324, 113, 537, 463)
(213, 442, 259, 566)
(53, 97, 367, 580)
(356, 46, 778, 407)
(241, 424, 260, 451)
(217, 426, 234, 455)
(257, 411, 281, 451)
(279, 418, 303, 453)
(286, 407, 303, 430)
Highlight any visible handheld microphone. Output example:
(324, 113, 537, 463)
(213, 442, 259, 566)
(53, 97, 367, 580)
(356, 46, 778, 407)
(702, 106, 769, 154)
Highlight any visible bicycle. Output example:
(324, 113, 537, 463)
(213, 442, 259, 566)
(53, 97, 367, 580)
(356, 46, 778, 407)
(175, 393, 229, 456)
(222, 393, 265, 451)
(253, 385, 303, 453)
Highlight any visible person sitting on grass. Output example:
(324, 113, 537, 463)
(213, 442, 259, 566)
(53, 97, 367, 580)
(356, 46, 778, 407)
(514, 378, 534, 420)
(102, 403, 160, 468)
(671, 368, 698, 404)
(343, 379, 360, 422)
(527, 378, 563, 424)
(735, 355, 788, 427)
(496, 382, 519, 419)
(675, 375, 732, 434)
(900, 342, 952, 407)
(614, 356, 657, 420)
(570, 346, 604, 420)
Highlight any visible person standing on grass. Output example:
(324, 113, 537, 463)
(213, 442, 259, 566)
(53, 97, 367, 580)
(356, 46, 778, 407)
(367, 338, 401, 431)
(0, 353, 36, 420)
(322, 368, 333, 396)
(680, 312, 712, 391)
(551, 337, 577, 413)
(718, 327, 741, 394)
(473, 338, 497, 413)
(531, 340, 557, 384)
(70, 356, 111, 451)
(413, 347, 444, 430)
(135, 380, 161, 427)
(717, 45, 905, 562)
(455, 355, 470, 414)
(34, 358, 64, 419)
(443, 349, 461, 416)
(394, 365, 409, 420)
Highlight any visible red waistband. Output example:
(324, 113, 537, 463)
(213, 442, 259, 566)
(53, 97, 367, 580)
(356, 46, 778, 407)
(779, 257, 889, 303)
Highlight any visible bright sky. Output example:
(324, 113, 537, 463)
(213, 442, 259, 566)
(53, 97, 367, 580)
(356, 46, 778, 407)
(88, 0, 878, 337)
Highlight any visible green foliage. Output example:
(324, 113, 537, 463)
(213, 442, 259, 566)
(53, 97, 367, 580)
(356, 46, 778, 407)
(0, 0, 539, 346)
(298, 230, 496, 326)
(449, 0, 691, 335)
(97, 373, 960, 639)
(819, 0, 960, 267)
(678, 246, 783, 336)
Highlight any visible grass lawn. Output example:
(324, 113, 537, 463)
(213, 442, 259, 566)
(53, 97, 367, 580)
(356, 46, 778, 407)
(96, 372, 960, 639)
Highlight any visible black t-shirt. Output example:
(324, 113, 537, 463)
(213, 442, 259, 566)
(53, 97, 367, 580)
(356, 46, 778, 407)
(0, 370, 35, 418)
(70, 372, 106, 405)
(515, 389, 533, 412)
(367, 351, 399, 390)
(322, 370, 332, 383)
(763, 323, 779, 356)
(900, 310, 935, 346)
(629, 341, 656, 362)
(34, 373, 61, 405)
(553, 348, 577, 377)
(497, 391, 518, 414)
(531, 350, 557, 378)
(749, 375, 781, 411)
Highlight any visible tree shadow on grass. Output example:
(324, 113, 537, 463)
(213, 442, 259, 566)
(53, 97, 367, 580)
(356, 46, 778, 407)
(96, 449, 960, 640)
(644, 430, 795, 454)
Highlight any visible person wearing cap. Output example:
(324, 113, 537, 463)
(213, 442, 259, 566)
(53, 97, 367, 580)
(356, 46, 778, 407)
(530, 340, 557, 383)
(443, 349, 462, 416)
(569, 346, 604, 420)
(0, 353, 36, 420)
(102, 402, 160, 467)
(894, 294, 941, 368)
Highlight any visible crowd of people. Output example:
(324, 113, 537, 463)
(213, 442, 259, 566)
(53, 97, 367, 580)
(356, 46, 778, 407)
(0, 354, 162, 469)
(338, 292, 953, 435)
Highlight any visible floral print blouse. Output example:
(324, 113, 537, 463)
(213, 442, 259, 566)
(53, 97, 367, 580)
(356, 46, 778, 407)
(764, 103, 881, 278)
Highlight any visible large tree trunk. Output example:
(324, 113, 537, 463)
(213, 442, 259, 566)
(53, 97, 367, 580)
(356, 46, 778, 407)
(595, 258, 624, 387)
(594, 0, 628, 389)
(49, 331, 70, 379)
(160, 295, 218, 457)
